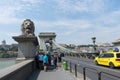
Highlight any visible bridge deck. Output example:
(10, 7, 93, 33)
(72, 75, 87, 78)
(28, 67, 80, 80)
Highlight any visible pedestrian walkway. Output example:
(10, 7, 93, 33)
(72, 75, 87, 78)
(28, 67, 81, 80)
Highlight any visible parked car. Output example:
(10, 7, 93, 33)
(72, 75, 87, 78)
(94, 51, 120, 68)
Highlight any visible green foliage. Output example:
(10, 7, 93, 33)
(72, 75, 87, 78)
(9, 46, 18, 51)
(65, 45, 74, 49)
(0, 47, 6, 51)
(0, 44, 18, 58)
(1, 53, 11, 58)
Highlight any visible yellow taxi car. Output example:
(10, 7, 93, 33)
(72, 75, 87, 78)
(94, 51, 120, 68)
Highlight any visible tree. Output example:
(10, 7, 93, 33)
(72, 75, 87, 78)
(1, 53, 10, 58)
(9, 46, 18, 51)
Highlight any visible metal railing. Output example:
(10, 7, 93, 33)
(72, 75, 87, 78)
(69, 62, 77, 77)
(98, 71, 120, 80)
(83, 67, 99, 80)
(63, 59, 120, 80)
(65, 53, 99, 59)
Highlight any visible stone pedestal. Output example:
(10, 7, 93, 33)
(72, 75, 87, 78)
(12, 36, 39, 59)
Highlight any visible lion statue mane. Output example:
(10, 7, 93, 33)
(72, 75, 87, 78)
(21, 19, 35, 37)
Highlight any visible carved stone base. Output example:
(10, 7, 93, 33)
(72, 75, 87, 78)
(12, 36, 39, 58)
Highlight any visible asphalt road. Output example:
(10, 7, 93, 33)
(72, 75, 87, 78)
(62, 57, 120, 80)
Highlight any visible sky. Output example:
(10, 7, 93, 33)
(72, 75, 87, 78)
(0, 0, 120, 45)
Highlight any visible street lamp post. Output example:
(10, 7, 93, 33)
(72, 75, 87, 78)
(92, 37, 96, 53)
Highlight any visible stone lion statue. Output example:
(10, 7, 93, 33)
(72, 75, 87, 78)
(21, 19, 35, 37)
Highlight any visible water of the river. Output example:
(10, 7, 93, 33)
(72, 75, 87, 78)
(0, 58, 16, 70)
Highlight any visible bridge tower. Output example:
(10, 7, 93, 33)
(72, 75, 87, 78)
(39, 32, 56, 53)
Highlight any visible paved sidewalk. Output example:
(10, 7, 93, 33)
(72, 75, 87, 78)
(28, 67, 81, 80)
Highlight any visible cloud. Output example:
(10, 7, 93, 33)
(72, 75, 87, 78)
(21, 0, 44, 4)
(34, 19, 93, 38)
(34, 14, 120, 44)
(0, 5, 23, 24)
(2, 32, 20, 37)
(0, 0, 119, 45)
(35, 19, 91, 29)
(0, 0, 44, 24)
(55, 0, 106, 13)
(0, 32, 20, 44)
(105, 10, 120, 24)
(93, 9, 120, 28)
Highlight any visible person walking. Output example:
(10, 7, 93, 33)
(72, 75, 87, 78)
(58, 53, 62, 67)
(42, 52, 48, 72)
(53, 54, 57, 69)
(38, 52, 43, 70)
(58, 52, 64, 67)
(47, 53, 51, 66)
(51, 55, 54, 66)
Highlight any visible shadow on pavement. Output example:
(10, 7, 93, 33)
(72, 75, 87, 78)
(27, 65, 55, 80)
(27, 69, 41, 80)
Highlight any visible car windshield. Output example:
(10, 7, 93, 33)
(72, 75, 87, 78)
(116, 53, 120, 58)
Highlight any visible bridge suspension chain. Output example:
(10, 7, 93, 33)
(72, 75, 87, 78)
(52, 40, 77, 53)
(42, 39, 47, 52)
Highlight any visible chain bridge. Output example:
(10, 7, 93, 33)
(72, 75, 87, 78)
(1, 19, 120, 80)
(39, 32, 77, 54)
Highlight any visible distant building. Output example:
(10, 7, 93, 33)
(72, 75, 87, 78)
(97, 43, 113, 53)
(112, 38, 120, 50)
(76, 43, 113, 53)
(0, 42, 18, 57)
(76, 45, 94, 53)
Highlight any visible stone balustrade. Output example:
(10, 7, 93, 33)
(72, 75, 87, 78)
(0, 59, 36, 80)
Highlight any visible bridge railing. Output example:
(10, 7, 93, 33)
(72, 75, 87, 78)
(63, 58, 120, 80)
(64, 52, 99, 59)
(0, 59, 36, 80)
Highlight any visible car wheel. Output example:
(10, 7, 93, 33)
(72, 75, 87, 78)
(95, 61, 98, 65)
(109, 62, 114, 69)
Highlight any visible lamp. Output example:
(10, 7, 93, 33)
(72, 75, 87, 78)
(92, 37, 96, 52)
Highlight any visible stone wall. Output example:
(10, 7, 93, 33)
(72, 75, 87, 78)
(0, 60, 36, 80)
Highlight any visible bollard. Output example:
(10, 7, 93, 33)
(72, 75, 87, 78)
(75, 64, 77, 77)
(70, 62, 72, 72)
(83, 68, 86, 80)
(98, 72, 101, 80)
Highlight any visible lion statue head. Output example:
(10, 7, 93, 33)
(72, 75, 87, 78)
(21, 19, 35, 37)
